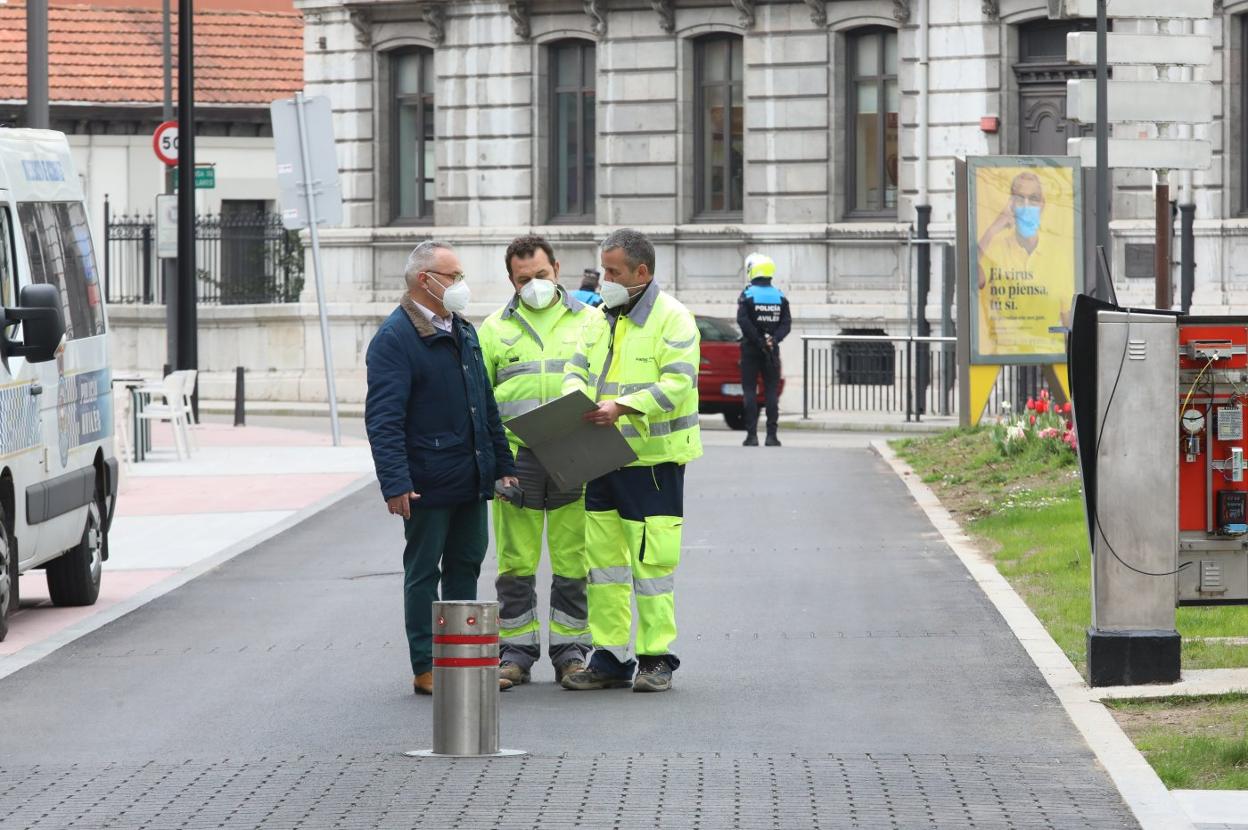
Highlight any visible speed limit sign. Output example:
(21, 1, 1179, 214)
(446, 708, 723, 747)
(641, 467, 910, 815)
(153, 120, 179, 166)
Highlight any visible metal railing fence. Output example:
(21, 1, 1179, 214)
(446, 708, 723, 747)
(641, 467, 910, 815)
(801, 334, 1051, 422)
(103, 201, 305, 305)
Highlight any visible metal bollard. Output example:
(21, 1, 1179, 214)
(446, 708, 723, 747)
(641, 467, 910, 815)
(233, 366, 245, 427)
(432, 601, 499, 755)
(404, 600, 524, 759)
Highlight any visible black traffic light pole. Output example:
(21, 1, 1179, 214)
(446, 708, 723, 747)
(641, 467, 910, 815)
(26, 0, 49, 128)
(177, 0, 198, 415)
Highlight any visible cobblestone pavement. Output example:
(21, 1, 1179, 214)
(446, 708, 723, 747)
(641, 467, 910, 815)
(0, 439, 1138, 829)
(0, 753, 1133, 829)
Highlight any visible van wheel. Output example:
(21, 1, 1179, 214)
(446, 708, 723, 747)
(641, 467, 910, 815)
(724, 410, 746, 431)
(0, 506, 15, 642)
(46, 486, 103, 607)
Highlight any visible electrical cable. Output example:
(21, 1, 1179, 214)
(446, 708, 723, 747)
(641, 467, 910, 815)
(1092, 310, 1193, 578)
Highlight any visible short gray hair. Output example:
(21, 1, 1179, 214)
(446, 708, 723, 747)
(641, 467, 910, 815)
(601, 228, 655, 277)
(404, 240, 455, 288)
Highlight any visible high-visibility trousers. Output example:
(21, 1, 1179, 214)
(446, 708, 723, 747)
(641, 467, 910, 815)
(495, 447, 591, 670)
(584, 462, 685, 662)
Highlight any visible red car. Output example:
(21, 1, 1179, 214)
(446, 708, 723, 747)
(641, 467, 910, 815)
(695, 316, 784, 431)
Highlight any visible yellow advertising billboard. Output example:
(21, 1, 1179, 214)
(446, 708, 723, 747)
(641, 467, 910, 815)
(967, 156, 1082, 365)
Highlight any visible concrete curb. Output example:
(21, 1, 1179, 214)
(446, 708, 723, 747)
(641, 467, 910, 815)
(0, 473, 377, 684)
(872, 439, 1196, 830)
(1093, 667, 1248, 701)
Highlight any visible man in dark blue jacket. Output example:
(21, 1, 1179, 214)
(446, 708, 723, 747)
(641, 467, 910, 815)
(737, 253, 791, 447)
(365, 240, 519, 696)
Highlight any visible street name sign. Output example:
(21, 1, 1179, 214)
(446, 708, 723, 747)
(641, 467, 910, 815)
(171, 166, 216, 189)
(1050, 0, 1212, 18)
(1067, 33, 1211, 67)
(1066, 80, 1212, 125)
(1067, 138, 1211, 171)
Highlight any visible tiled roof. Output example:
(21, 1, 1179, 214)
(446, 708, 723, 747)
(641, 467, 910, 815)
(0, 3, 303, 107)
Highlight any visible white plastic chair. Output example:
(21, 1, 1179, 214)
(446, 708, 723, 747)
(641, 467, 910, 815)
(178, 369, 200, 449)
(135, 372, 192, 459)
(112, 383, 132, 472)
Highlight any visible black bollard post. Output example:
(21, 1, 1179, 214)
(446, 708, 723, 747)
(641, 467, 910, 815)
(234, 366, 245, 427)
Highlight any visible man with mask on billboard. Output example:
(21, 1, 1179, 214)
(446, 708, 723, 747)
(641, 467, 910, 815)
(975, 170, 1073, 356)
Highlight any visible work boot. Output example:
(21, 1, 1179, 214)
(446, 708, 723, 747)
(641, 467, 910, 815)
(555, 658, 586, 685)
(561, 651, 635, 691)
(413, 671, 433, 696)
(499, 660, 529, 690)
(633, 655, 676, 693)
(765, 432, 781, 447)
(743, 432, 759, 447)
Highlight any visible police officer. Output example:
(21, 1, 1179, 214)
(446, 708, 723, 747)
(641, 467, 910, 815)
(479, 235, 608, 688)
(560, 228, 702, 694)
(571, 268, 604, 307)
(737, 253, 791, 447)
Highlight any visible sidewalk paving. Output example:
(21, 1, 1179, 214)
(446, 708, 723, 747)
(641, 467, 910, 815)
(0, 422, 373, 669)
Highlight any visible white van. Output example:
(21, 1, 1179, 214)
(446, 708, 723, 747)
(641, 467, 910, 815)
(0, 129, 119, 642)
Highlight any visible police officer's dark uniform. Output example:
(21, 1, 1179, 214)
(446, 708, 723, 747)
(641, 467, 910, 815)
(736, 255, 791, 446)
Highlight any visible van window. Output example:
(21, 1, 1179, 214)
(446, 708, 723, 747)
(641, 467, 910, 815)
(0, 207, 14, 308)
(17, 201, 105, 340)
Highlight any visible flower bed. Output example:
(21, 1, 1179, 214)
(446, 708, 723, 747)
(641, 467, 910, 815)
(990, 389, 1076, 456)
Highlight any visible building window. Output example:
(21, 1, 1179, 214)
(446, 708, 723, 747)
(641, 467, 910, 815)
(847, 28, 899, 217)
(392, 49, 435, 223)
(695, 35, 744, 217)
(550, 40, 596, 220)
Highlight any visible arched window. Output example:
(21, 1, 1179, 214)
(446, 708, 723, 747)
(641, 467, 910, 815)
(695, 34, 744, 217)
(549, 40, 596, 220)
(391, 48, 435, 222)
(846, 27, 898, 217)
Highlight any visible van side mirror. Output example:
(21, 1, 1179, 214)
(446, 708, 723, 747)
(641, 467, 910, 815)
(2, 284, 66, 363)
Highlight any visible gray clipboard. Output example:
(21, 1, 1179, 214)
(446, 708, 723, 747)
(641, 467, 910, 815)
(504, 391, 638, 490)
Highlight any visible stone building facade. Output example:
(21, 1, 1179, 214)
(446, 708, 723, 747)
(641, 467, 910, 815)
(131, 0, 1248, 405)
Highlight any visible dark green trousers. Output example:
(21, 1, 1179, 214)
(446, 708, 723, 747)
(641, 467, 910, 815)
(402, 501, 488, 674)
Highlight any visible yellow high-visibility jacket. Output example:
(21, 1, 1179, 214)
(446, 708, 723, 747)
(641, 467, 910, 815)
(480, 288, 608, 449)
(562, 280, 702, 467)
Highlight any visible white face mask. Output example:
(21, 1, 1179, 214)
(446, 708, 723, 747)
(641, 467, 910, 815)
(599, 279, 631, 309)
(519, 279, 558, 309)
(429, 276, 471, 314)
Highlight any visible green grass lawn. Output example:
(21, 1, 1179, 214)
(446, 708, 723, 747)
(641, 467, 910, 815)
(893, 428, 1248, 788)
(893, 428, 1248, 674)
(1107, 695, 1248, 790)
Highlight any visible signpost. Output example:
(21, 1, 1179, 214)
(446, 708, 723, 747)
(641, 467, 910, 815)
(171, 166, 216, 190)
(1051, 0, 1214, 687)
(153, 120, 179, 166)
(1055, 0, 1214, 310)
(270, 93, 344, 446)
(155, 194, 177, 260)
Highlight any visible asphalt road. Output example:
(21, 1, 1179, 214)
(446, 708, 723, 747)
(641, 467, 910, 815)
(0, 433, 1136, 829)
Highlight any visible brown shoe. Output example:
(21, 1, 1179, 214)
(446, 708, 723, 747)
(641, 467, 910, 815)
(413, 671, 433, 696)
(556, 659, 586, 684)
(499, 661, 530, 688)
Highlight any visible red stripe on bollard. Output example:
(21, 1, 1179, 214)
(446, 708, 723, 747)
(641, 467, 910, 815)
(433, 634, 499, 645)
(433, 657, 500, 668)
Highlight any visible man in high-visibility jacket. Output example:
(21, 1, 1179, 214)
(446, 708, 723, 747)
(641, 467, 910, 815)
(479, 234, 609, 688)
(560, 228, 702, 693)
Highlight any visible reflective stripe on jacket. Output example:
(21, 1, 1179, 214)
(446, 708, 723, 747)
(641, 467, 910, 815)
(562, 280, 703, 467)
(479, 288, 609, 449)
